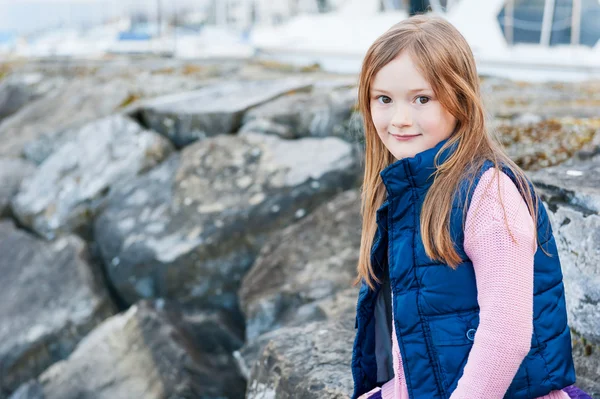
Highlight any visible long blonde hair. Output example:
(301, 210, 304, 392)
(354, 15, 539, 290)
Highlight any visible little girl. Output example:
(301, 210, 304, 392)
(351, 15, 592, 399)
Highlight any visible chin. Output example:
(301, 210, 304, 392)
(392, 148, 418, 160)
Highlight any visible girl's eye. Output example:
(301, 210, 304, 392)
(377, 95, 392, 104)
(416, 96, 430, 105)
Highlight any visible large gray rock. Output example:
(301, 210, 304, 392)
(135, 78, 313, 147)
(0, 72, 67, 125)
(241, 321, 354, 399)
(0, 220, 115, 398)
(235, 190, 360, 390)
(20, 73, 211, 165)
(177, 305, 246, 356)
(546, 205, 600, 333)
(545, 204, 600, 397)
(0, 78, 132, 160)
(10, 300, 246, 399)
(0, 79, 35, 122)
(11, 115, 174, 240)
(239, 189, 361, 341)
(529, 155, 600, 396)
(0, 158, 36, 217)
(530, 154, 600, 214)
(571, 331, 600, 397)
(94, 132, 360, 312)
(235, 287, 356, 383)
(239, 86, 357, 140)
(8, 382, 44, 399)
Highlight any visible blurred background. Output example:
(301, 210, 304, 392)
(0, 1, 599, 398)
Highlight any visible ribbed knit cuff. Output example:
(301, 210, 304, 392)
(359, 386, 381, 399)
(381, 379, 395, 399)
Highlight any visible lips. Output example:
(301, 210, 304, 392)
(389, 133, 421, 141)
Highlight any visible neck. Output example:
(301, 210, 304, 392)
(379, 138, 456, 197)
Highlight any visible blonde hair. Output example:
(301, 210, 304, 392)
(354, 15, 539, 290)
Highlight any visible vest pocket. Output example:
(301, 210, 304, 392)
(428, 309, 479, 345)
(426, 309, 480, 392)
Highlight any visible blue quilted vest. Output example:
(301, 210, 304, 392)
(351, 139, 576, 399)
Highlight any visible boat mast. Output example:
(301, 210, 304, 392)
(571, 0, 581, 45)
(504, 0, 514, 45)
(157, 0, 162, 37)
(540, 0, 556, 46)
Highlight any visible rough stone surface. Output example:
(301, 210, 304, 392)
(135, 78, 313, 147)
(20, 74, 212, 165)
(495, 117, 600, 171)
(0, 78, 36, 122)
(0, 70, 212, 163)
(571, 334, 600, 398)
(0, 220, 115, 398)
(546, 204, 600, 349)
(235, 288, 356, 383)
(8, 381, 44, 399)
(94, 132, 360, 311)
(529, 154, 600, 214)
(10, 300, 246, 399)
(0, 78, 132, 160)
(529, 155, 600, 396)
(0, 72, 68, 120)
(240, 86, 357, 140)
(239, 118, 296, 139)
(242, 321, 354, 399)
(178, 306, 246, 356)
(0, 158, 36, 217)
(239, 189, 361, 341)
(11, 115, 174, 240)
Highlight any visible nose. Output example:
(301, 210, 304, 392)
(390, 104, 412, 128)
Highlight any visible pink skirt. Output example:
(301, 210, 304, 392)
(563, 385, 594, 399)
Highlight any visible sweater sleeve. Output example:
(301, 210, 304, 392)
(449, 168, 537, 399)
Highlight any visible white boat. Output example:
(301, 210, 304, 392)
(246, 0, 600, 81)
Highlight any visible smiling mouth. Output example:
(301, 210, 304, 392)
(389, 133, 421, 140)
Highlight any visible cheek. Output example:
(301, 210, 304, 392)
(371, 109, 389, 133)
(437, 110, 457, 135)
(419, 108, 454, 136)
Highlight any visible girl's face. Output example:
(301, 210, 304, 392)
(370, 51, 457, 160)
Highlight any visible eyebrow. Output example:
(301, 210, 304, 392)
(370, 87, 431, 95)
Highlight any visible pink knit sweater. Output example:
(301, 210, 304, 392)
(360, 169, 570, 399)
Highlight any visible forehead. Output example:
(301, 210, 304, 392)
(371, 51, 431, 92)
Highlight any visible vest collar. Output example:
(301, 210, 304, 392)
(379, 138, 456, 198)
